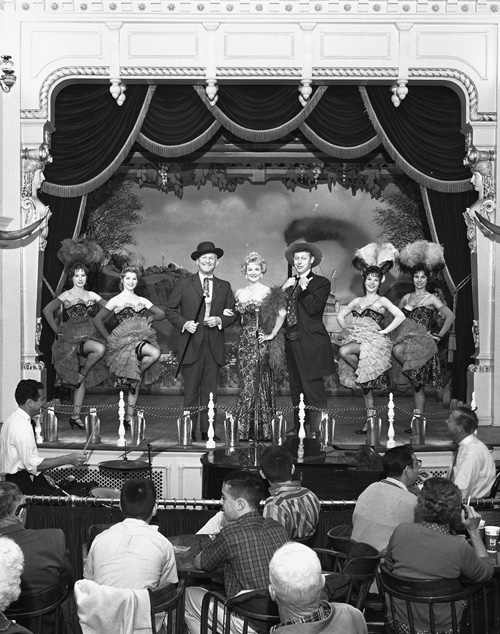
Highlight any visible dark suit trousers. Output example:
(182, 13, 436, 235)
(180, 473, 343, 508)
(286, 339, 327, 432)
(181, 326, 219, 432)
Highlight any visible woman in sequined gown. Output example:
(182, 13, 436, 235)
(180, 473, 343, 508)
(95, 266, 165, 426)
(43, 262, 108, 430)
(232, 253, 286, 442)
(337, 266, 405, 433)
(392, 266, 455, 419)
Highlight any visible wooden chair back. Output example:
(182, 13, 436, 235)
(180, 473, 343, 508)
(379, 564, 491, 634)
(315, 545, 381, 610)
(148, 578, 186, 634)
(5, 584, 68, 634)
(200, 588, 280, 634)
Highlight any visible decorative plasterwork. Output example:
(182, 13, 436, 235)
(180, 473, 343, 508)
(20, 65, 496, 123)
(9, 0, 500, 14)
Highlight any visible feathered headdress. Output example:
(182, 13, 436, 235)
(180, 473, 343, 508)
(398, 240, 445, 274)
(57, 238, 105, 269)
(352, 242, 398, 275)
(109, 247, 146, 273)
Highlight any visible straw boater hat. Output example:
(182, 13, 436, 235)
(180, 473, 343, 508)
(285, 241, 323, 267)
(191, 241, 224, 261)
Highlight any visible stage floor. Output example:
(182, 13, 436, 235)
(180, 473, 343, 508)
(44, 392, 500, 451)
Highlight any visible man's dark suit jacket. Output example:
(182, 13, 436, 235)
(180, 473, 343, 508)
(0, 524, 73, 631)
(164, 273, 236, 366)
(289, 272, 335, 379)
(0, 524, 73, 594)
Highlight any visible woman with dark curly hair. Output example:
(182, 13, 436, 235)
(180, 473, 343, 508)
(95, 265, 165, 428)
(385, 477, 492, 633)
(43, 252, 108, 431)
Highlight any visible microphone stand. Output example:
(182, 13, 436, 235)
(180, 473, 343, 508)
(253, 306, 260, 448)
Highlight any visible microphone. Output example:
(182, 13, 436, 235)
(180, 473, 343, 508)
(255, 306, 260, 342)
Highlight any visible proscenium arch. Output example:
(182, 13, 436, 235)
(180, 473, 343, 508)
(31, 72, 481, 405)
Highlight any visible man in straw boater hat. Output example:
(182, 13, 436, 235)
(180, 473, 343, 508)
(165, 241, 236, 442)
(282, 241, 334, 436)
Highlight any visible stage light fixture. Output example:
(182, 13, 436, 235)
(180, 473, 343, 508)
(0, 56, 17, 93)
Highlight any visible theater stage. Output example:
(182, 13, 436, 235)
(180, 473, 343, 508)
(36, 393, 500, 501)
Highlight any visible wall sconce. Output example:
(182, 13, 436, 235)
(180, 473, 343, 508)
(1, 56, 16, 93)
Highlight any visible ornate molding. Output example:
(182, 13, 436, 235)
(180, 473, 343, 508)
(467, 363, 492, 373)
(218, 67, 301, 77)
(21, 65, 496, 126)
(23, 361, 46, 371)
(463, 209, 477, 253)
(9, 0, 500, 15)
(313, 67, 398, 79)
(122, 66, 205, 77)
(408, 68, 496, 122)
(21, 67, 110, 119)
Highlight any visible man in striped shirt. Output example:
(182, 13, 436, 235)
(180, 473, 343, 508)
(260, 445, 320, 539)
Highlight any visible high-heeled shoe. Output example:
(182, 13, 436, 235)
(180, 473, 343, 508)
(123, 419, 131, 430)
(69, 417, 85, 430)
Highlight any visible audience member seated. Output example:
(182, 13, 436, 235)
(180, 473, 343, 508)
(0, 536, 34, 634)
(385, 477, 493, 632)
(260, 445, 320, 539)
(447, 406, 496, 499)
(351, 444, 418, 553)
(184, 470, 288, 634)
(0, 482, 73, 632)
(84, 478, 177, 589)
(0, 379, 87, 494)
(268, 542, 367, 634)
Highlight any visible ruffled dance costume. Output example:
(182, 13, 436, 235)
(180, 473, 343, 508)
(338, 306, 393, 391)
(52, 300, 109, 388)
(105, 304, 161, 389)
(393, 304, 442, 388)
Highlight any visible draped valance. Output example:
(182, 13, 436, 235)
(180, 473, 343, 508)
(41, 82, 475, 400)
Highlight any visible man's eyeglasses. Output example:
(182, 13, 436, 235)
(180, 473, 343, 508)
(414, 460, 422, 468)
(15, 502, 28, 516)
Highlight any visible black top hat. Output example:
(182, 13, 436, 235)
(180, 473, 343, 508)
(191, 241, 224, 261)
(285, 241, 323, 267)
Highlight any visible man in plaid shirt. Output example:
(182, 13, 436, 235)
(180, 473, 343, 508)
(260, 445, 320, 540)
(184, 471, 288, 634)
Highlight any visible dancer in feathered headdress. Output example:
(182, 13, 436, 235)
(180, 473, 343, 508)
(337, 243, 405, 433)
(94, 255, 165, 430)
(43, 239, 109, 430)
(392, 240, 455, 430)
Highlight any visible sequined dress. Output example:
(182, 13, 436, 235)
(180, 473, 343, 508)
(52, 300, 109, 388)
(105, 304, 161, 389)
(233, 299, 274, 441)
(393, 305, 442, 388)
(338, 306, 393, 390)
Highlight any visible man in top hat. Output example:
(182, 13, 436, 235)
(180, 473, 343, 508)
(282, 242, 334, 435)
(165, 241, 236, 441)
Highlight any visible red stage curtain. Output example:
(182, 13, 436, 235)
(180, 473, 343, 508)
(215, 85, 304, 129)
(301, 85, 380, 158)
(138, 85, 221, 157)
(425, 188, 477, 401)
(362, 85, 470, 192)
(43, 84, 151, 195)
